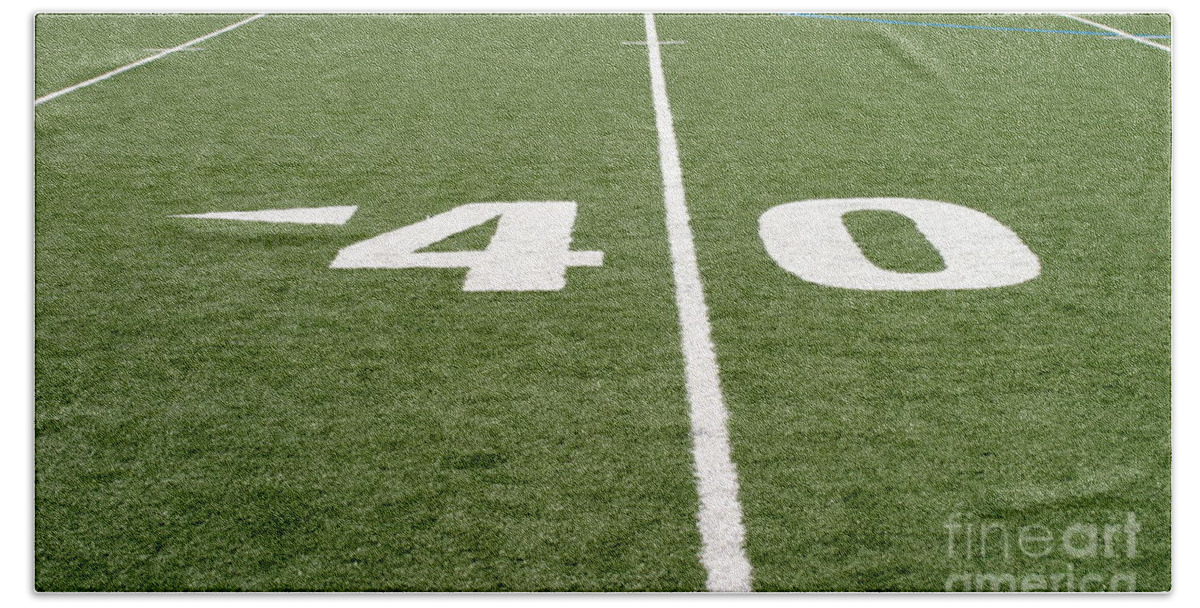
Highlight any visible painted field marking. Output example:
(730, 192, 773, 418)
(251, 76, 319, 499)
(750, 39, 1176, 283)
(1059, 14, 1171, 52)
(759, 198, 1041, 291)
(175, 202, 600, 292)
(641, 12, 753, 593)
(330, 202, 603, 292)
(788, 13, 1170, 39)
(35, 13, 266, 106)
(172, 205, 358, 225)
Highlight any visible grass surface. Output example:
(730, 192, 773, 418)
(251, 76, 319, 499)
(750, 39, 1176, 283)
(1079, 13, 1173, 44)
(37, 14, 704, 591)
(35, 13, 1170, 591)
(659, 13, 1170, 591)
(34, 14, 252, 97)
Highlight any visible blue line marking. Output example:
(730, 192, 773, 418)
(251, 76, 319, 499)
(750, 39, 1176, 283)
(786, 13, 1171, 39)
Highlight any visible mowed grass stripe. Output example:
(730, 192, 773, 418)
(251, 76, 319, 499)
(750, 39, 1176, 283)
(36, 14, 707, 590)
(658, 13, 1169, 591)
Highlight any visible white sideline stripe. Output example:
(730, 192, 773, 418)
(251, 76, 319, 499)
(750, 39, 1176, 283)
(34, 13, 267, 106)
(1059, 13, 1171, 52)
(642, 12, 753, 593)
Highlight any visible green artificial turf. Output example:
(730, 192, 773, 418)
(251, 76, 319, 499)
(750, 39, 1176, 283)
(843, 210, 947, 273)
(36, 13, 705, 591)
(35, 13, 1170, 592)
(1081, 13, 1172, 45)
(658, 13, 1170, 591)
(34, 14, 252, 98)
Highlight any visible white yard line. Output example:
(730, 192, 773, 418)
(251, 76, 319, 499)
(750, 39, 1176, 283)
(641, 12, 753, 593)
(35, 13, 267, 106)
(1059, 13, 1171, 53)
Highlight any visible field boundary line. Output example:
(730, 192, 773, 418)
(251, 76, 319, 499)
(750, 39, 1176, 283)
(787, 13, 1170, 39)
(641, 12, 753, 593)
(1059, 13, 1171, 52)
(35, 13, 267, 106)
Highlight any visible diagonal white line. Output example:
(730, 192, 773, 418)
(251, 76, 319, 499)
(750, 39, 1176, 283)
(35, 13, 267, 106)
(1059, 13, 1171, 53)
(642, 12, 753, 593)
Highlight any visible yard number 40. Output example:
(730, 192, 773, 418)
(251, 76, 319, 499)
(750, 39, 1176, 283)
(329, 198, 1040, 292)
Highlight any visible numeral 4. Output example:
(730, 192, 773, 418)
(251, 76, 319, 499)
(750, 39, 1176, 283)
(330, 201, 604, 292)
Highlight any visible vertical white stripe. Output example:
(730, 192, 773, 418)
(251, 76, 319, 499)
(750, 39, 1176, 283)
(35, 13, 267, 106)
(642, 12, 753, 592)
(1059, 13, 1171, 53)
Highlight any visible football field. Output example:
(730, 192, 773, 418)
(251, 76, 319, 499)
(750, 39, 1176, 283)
(34, 13, 1171, 591)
